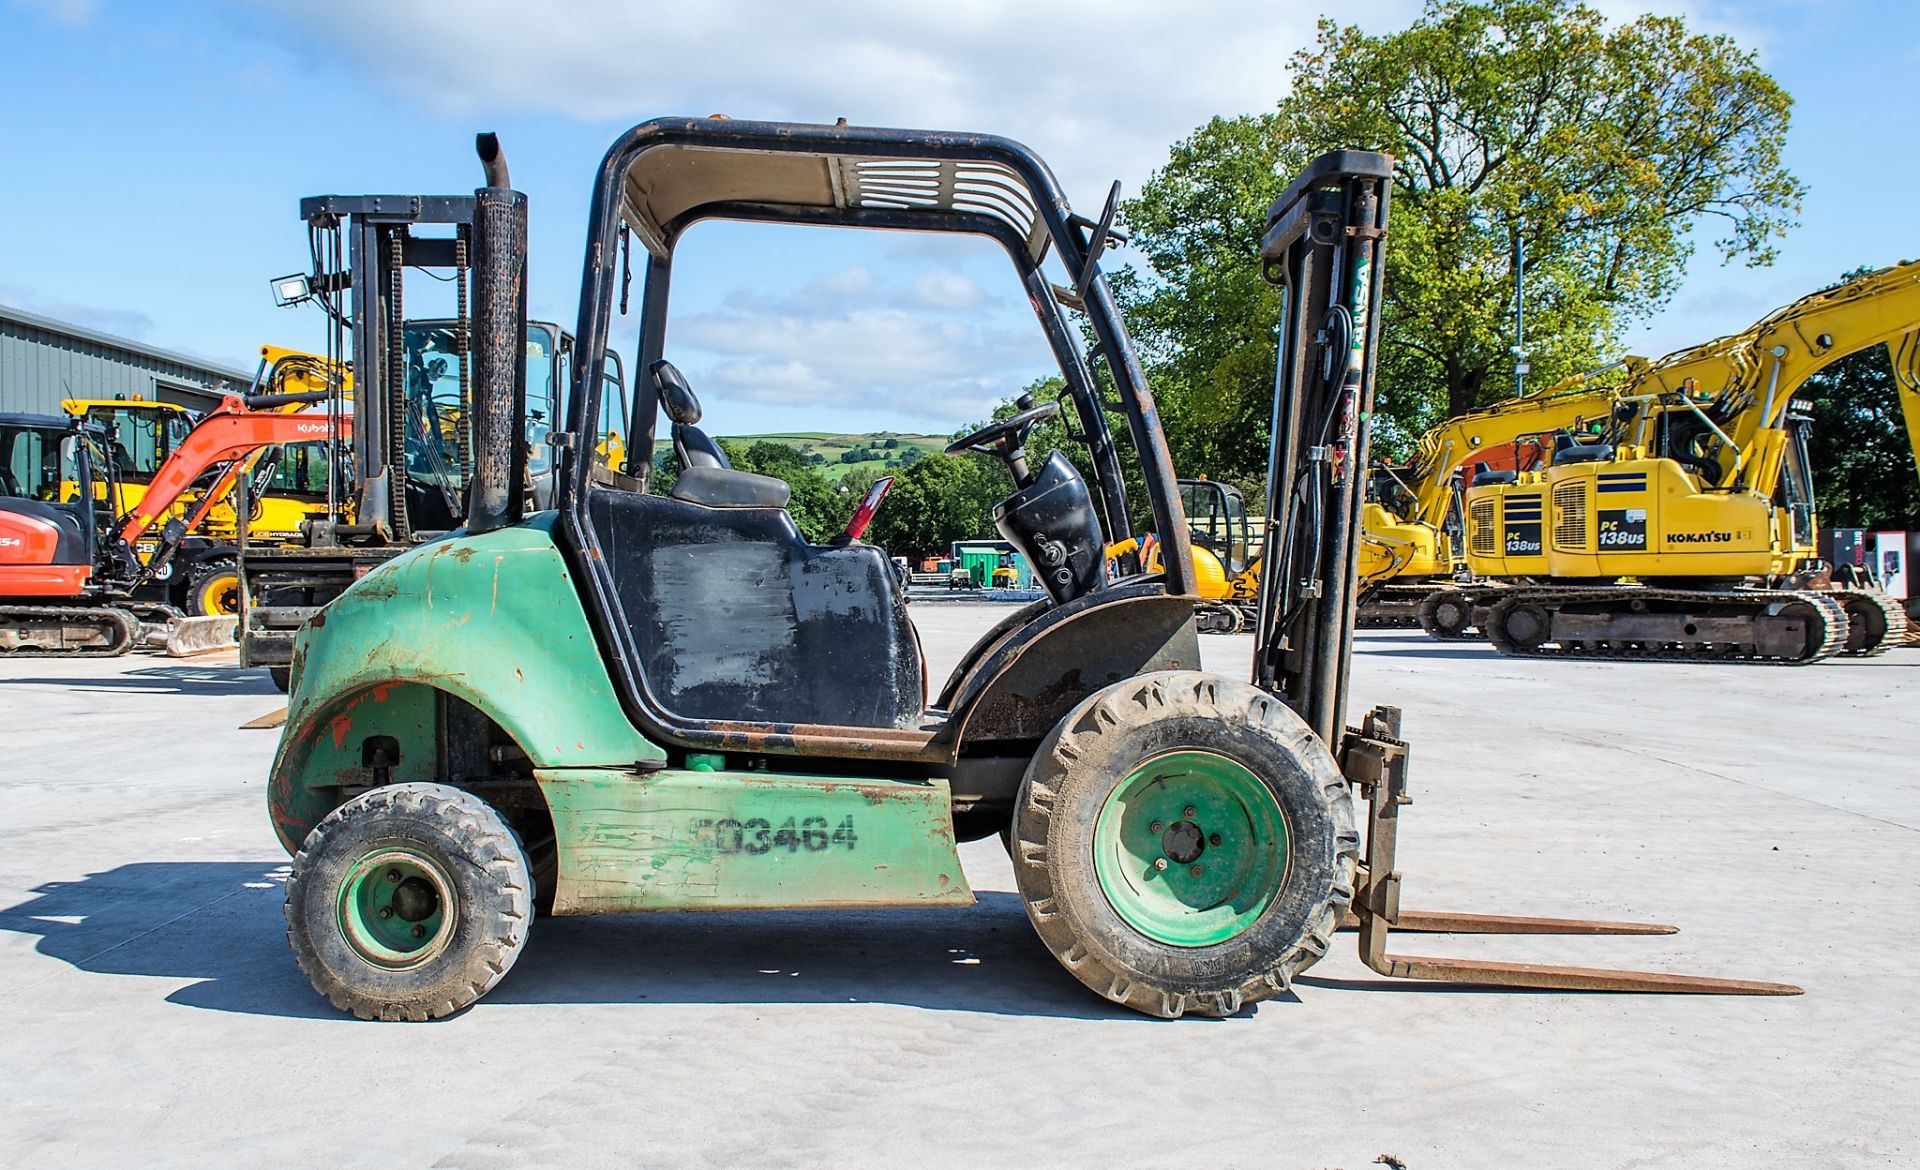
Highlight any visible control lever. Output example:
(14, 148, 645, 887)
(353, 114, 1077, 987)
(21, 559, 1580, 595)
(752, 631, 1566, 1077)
(834, 475, 894, 545)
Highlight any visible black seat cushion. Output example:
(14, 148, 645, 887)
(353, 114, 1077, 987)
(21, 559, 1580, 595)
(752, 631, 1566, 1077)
(674, 422, 730, 470)
(1556, 442, 1615, 465)
(1472, 469, 1519, 487)
(671, 465, 792, 509)
(586, 487, 923, 729)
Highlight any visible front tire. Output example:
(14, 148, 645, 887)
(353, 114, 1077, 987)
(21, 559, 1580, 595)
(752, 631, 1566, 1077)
(285, 783, 532, 1021)
(1010, 672, 1358, 1018)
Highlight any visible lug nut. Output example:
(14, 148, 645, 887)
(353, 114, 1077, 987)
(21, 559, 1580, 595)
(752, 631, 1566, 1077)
(379, 907, 393, 919)
(1183, 806, 1197, 819)
(386, 870, 401, 883)
(1190, 865, 1204, 877)
(1154, 858, 1168, 871)
(1210, 833, 1222, 847)
(1150, 821, 1164, 834)
(411, 925, 426, 939)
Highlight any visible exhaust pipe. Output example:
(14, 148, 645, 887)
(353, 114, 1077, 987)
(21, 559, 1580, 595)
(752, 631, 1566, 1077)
(467, 131, 529, 536)
(477, 131, 511, 190)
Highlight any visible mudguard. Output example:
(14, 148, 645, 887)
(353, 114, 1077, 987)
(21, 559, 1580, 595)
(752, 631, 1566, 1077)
(266, 514, 660, 852)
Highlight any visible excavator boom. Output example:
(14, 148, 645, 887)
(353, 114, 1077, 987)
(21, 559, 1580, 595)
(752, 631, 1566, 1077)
(112, 395, 350, 550)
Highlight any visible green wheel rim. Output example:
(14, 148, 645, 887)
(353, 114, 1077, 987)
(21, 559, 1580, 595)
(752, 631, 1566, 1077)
(336, 846, 458, 970)
(1092, 750, 1288, 948)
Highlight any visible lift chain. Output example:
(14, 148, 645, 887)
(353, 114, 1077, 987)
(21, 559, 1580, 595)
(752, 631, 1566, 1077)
(455, 224, 471, 482)
(386, 226, 410, 542)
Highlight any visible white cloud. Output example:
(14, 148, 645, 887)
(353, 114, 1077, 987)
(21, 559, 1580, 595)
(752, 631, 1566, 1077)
(0, 283, 155, 340)
(248, 0, 1423, 202)
(671, 267, 1050, 425)
(912, 268, 985, 310)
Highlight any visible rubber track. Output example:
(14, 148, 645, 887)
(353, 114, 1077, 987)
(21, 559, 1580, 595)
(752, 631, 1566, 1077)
(1485, 586, 1849, 665)
(1357, 583, 1443, 629)
(0, 605, 139, 657)
(1833, 588, 1909, 658)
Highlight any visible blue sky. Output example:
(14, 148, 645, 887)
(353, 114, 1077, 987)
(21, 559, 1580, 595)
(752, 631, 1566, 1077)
(3, 0, 1918, 438)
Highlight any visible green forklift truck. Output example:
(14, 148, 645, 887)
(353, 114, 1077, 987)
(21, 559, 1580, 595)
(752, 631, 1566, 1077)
(268, 123, 1796, 1021)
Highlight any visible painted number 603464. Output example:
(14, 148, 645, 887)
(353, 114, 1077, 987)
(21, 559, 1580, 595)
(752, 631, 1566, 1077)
(690, 815, 858, 855)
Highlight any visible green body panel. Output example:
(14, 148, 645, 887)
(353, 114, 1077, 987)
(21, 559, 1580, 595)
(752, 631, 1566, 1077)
(538, 768, 974, 914)
(267, 515, 661, 853)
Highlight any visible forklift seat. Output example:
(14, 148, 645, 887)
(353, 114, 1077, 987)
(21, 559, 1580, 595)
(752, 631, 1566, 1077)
(672, 465, 791, 509)
(652, 358, 793, 510)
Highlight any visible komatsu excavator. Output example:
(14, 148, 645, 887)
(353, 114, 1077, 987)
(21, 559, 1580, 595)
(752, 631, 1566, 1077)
(1354, 369, 1634, 632)
(1450, 262, 1920, 663)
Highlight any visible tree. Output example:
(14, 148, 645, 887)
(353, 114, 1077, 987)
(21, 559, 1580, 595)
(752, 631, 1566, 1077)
(726, 439, 843, 541)
(1804, 345, 1920, 532)
(1116, 0, 1802, 484)
(865, 452, 1008, 558)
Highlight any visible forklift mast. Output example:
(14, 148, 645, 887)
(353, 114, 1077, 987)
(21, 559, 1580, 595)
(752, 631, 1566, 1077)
(1249, 151, 1393, 744)
(296, 193, 478, 541)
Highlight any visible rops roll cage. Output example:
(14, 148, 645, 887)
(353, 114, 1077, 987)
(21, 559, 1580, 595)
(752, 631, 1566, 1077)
(555, 116, 1195, 595)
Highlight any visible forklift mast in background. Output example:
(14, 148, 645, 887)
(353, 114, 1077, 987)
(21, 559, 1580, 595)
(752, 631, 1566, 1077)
(294, 191, 480, 543)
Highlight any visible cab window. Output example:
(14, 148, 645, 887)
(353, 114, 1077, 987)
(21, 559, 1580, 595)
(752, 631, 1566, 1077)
(265, 441, 332, 496)
(84, 406, 190, 483)
(526, 326, 562, 479)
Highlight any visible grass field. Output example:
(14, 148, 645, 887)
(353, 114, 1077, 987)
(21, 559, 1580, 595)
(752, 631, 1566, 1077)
(652, 431, 949, 479)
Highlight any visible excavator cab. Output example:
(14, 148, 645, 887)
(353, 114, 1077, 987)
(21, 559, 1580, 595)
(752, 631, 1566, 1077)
(0, 415, 101, 596)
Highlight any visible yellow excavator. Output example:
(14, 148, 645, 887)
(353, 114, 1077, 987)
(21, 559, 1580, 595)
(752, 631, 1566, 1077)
(58, 397, 194, 517)
(1447, 261, 1920, 663)
(1118, 478, 1262, 632)
(1354, 368, 1636, 633)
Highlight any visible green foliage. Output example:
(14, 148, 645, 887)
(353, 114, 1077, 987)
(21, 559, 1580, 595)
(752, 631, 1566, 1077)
(1804, 346, 1920, 531)
(863, 452, 1010, 558)
(1116, 0, 1802, 486)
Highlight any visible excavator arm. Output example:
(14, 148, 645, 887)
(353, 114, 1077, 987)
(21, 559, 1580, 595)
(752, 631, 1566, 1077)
(112, 395, 350, 551)
(1633, 260, 1920, 494)
(1892, 332, 1920, 482)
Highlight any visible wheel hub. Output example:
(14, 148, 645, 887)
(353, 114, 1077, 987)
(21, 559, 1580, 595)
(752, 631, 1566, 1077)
(1092, 750, 1289, 948)
(336, 848, 457, 970)
(1160, 820, 1205, 865)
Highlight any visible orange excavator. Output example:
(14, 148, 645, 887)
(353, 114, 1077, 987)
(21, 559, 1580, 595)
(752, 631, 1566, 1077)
(0, 390, 350, 657)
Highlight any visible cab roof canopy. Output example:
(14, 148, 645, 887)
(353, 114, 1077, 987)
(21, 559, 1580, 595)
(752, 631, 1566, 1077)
(611, 118, 1059, 265)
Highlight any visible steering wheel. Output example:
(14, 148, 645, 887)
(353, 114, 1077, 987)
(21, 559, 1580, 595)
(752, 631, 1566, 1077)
(945, 399, 1059, 457)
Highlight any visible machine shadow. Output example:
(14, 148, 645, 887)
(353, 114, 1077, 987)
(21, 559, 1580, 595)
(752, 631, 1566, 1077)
(491, 891, 1130, 1020)
(0, 863, 1130, 1021)
(1355, 644, 1500, 661)
(0, 663, 281, 697)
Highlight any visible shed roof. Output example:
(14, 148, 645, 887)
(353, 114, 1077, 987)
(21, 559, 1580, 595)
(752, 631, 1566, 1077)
(0, 301, 253, 386)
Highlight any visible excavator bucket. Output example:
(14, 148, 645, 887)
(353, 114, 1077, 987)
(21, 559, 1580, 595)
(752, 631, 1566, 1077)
(1340, 706, 1803, 996)
(164, 615, 238, 656)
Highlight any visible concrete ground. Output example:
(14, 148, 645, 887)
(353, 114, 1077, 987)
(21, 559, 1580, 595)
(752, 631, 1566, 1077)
(0, 606, 1914, 1169)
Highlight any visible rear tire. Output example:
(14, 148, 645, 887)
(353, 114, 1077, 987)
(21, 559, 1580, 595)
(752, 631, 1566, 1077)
(285, 783, 532, 1021)
(267, 666, 292, 693)
(1011, 671, 1357, 1018)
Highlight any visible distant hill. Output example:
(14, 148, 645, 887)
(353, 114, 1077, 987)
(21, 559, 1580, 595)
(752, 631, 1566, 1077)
(651, 431, 948, 480)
